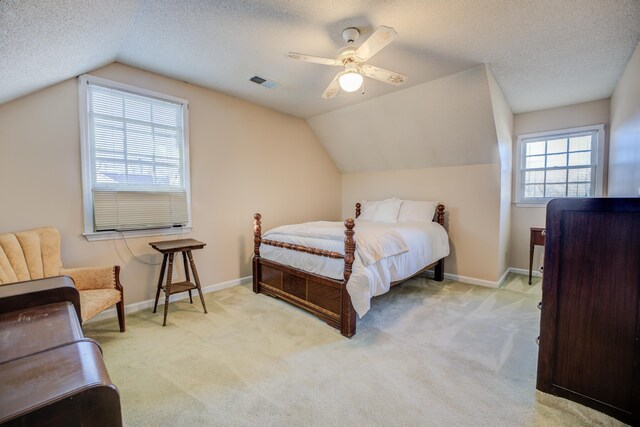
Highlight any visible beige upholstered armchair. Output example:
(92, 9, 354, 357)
(0, 227, 125, 332)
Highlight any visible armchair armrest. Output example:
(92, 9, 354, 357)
(0, 276, 81, 320)
(60, 266, 120, 291)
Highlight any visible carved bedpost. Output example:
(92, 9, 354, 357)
(355, 203, 361, 219)
(435, 204, 445, 281)
(253, 213, 262, 257)
(343, 218, 355, 282)
(436, 204, 445, 227)
(253, 213, 262, 293)
(341, 218, 357, 338)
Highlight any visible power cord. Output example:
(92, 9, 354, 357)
(119, 231, 163, 265)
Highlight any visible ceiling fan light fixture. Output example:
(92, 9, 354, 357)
(287, 25, 404, 98)
(339, 71, 363, 92)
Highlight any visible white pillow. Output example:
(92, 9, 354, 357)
(358, 200, 379, 220)
(358, 198, 398, 221)
(372, 199, 403, 223)
(397, 200, 439, 222)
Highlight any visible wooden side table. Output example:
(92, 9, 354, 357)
(149, 238, 208, 326)
(529, 227, 546, 285)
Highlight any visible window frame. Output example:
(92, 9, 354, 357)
(515, 124, 605, 207)
(78, 74, 192, 241)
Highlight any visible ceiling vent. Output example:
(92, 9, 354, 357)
(250, 75, 279, 89)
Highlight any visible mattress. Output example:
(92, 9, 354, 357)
(261, 220, 450, 317)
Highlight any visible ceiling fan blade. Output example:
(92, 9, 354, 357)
(361, 64, 407, 86)
(286, 52, 342, 66)
(354, 26, 398, 62)
(322, 74, 341, 99)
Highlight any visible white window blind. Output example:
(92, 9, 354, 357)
(516, 124, 605, 204)
(80, 75, 191, 235)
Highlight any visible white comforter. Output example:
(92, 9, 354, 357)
(265, 221, 408, 265)
(261, 220, 450, 317)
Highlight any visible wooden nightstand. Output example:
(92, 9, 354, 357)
(149, 238, 208, 326)
(529, 227, 545, 285)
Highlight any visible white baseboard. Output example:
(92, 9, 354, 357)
(86, 275, 252, 324)
(509, 267, 542, 278)
(444, 273, 501, 288)
(496, 268, 511, 287)
(424, 268, 521, 288)
(423, 270, 501, 288)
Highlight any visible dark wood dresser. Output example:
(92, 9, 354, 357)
(537, 198, 640, 425)
(0, 277, 122, 426)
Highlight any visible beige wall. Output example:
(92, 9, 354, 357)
(486, 68, 514, 280)
(342, 164, 503, 284)
(308, 65, 500, 173)
(0, 62, 341, 306)
(337, 66, 512, 285)
(509, 98, 611, 270)
(609, 41, 640, 197)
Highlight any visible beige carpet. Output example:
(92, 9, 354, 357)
(84, 274, 625, 426)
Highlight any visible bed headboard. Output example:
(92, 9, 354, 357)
(354, 202, 446, 228)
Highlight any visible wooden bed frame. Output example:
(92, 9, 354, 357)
(252, 203, 446, 338)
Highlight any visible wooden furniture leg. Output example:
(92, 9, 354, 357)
(434, 258, 444, 282)
(529, 238, 535, 285)
(253, 213, 262, 293)
(187, 251, 207, 314)
(182, 252, 193, 303)
(153, 254, 168, 313)
(162, 253, 174, 326)
(116, 300, 125, 332)
(114, 265, 126, 332)
(340, 287, 356, 338)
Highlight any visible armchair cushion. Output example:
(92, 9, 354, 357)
(80, 289, 122, 322)
(60, 266, 116, 291)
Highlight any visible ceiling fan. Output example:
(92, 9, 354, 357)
(286, 26, 407, 98)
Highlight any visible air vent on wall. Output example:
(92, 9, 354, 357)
(250, 75, 279, 89)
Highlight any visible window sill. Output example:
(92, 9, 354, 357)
(514, 202, 548, 208)
(83, 226, 192, 241)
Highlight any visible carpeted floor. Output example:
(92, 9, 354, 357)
(84, 274, 625, 426)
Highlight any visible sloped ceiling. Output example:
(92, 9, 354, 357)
(0, 1, 138, 104)
(1, 1, 639, 118)
(307, 66, 500, 173)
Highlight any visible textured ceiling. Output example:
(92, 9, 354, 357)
(1, 0, 639, 118)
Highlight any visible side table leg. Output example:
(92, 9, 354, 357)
(163, 253, 175, 326)
(153, 254, 168, 313)
(182, 251, 193, 304)
(187, 250, 208, 314)
(529, 241, 534, 286)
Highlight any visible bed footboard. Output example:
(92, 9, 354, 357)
(253, 214, 357, 337)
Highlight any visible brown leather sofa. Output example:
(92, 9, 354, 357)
(0, 276, 123, 426)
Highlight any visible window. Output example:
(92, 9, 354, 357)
(515, 124, 605, 205)
(79, 75, 191, 240)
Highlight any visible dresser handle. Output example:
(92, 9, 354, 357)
(536, 336, 540, 345)
(537, 301, 542, 310)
